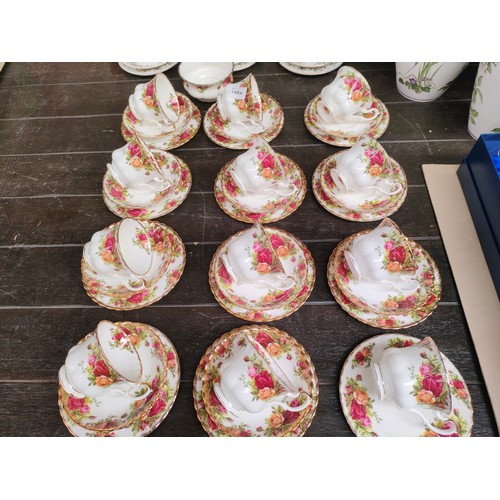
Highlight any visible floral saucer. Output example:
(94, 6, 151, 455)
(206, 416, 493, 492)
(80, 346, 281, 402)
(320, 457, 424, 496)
(214, 155, 307, 224)
(209, 227, 315, 321)
(102, 155, 192, 220)
(203, 93, 284, 149)
(59, 323, 181, 437)
(233, 62, 256, 71)
(121, 92, 201, 150)
(193, 324, 319, 437)
(118, 62, 178, 76)
(311, 154, 408, 222)
(327, 239, 441, 329)
(279, 62, 343, 76)
(339, 333, 473, 437)
(82, 223, 185, 310)
(304, 95, 389, 147)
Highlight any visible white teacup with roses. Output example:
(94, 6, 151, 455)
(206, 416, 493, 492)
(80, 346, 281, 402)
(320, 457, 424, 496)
(213, 333, 311, 415)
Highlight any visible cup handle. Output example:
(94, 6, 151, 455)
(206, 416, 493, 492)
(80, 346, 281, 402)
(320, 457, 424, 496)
(106, 163, 127, 188)
(272, 393, 311, 413)
(264, 182, 298, 198)
(236, 119, 265, 135)
(256, 274, 296, 291)
(354, 106, 380, 122)
(220, 253, 240, 283)
(121, 277, 147, 291)
(368, 181, 403, 196)
(409, 408, 458, 436)
(110, 383, 152, 401)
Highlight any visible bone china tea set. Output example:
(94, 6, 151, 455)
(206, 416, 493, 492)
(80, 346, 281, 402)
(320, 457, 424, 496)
(56, 63, 473, 437)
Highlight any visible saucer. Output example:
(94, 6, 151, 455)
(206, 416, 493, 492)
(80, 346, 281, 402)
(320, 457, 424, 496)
(118, 62, 178, 76)
(59, 323, 181, 437)
(327, 240, 441, 329)
(339, 333, 473, 437)
(193, 324, 319, 437)
(102, 155, 192, 220)
(121, 93, 201, 150)
(233, 62, 256, 71)
(311, 154, 407, 222)
(279, 62, 343, 76)
(214, 154, 307, 224)
(203, 93, 284, 149)
(304, 95, 389, 147)
(209, 227, 315, 321)
(82, 223, 185, 310)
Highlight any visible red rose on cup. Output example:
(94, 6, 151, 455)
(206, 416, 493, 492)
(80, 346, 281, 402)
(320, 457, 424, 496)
(451, 379, 465, 390)
(146, 82, 154, 98)
(256, 331, 273, 348)
(369, 150, 385, 166)
(67, 396, 88, 412)
(422, 374, 444, 397)
(256, 248, 273, 265)
(128, 142, 141, 158)
(350, 399, 366, 421)
(260, 153, 275, 170)
(270, 234, 285, 249)
(93, 359, 110, 378)
(254, 370, 274, 390)
(219, 264, 232, 284)
(389, 245, 406, 264)
(104, 234, 115, 253)
(148, 228, 164, 244)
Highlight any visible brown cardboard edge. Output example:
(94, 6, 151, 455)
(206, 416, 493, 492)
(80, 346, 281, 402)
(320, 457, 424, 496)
(423, 164, 500, 430)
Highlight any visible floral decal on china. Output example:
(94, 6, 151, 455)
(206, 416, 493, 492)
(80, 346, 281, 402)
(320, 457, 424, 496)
(84, 345, 118, 387)
(351, 343, 375, 368)
(448, 371, 472, 409)
(142, 81, 162, 114)
(386, 337, 415, 349)
(248, 231, 282, 275)
(469, 63, 498, 127)
(397, 63, 443, 95)
(254, 330, 293, 360)
(342, 70, 373, 107)
(133, 226, 152, 254)
(411, 347, 450, 410)
(252, 142, 286, 181)
(262, 399, 306, 437)
(379, 231, 415, 274)
(105, 177, 129, 202)
(125, 140, 156, 172)
(242, 354, 283, 402)
(343, 376, 379, 437)
(98, 230, 121, 268)
(421, 408, 469, 437)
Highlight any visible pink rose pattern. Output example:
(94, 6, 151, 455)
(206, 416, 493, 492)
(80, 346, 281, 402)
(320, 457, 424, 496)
(343, 376, 377, 437)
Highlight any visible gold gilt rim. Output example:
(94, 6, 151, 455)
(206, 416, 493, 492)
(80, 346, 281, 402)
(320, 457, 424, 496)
(101, 154, 192, 220)
(304, 95, 390, 146)
(327, 234, 442, 330)
(81, 222, 186, 311)
(338, 332, 474, 437)
(213, 154, 307, 224)
(312, 153, 409, 223)
(192, 324, 319, 437)
(200, 325, 317, 437)
(59, 322, 180, 434)
(203, 93, 285, 150)
(208, 226, 316, 321)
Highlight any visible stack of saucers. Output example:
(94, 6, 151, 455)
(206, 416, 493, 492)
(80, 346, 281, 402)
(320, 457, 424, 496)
(327, 218, 441, 329)
(81, 217, 185, 310)
(209, 223, 315, 322)
(304, 65, 389, 147)
(203, 73, 284, 149)
(193, 324, 319, 437)
(214, 138, 307, 223)
(279, 61, 342, 76)
(312, 135, 408, 221)
(118, 62, 178, 76)
(121, 73, 201, 150)
(58, 320, 180, 437)
(102, 133, 191, 219)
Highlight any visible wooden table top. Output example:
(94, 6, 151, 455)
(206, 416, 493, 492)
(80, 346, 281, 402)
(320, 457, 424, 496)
(0, 62, 497, 437)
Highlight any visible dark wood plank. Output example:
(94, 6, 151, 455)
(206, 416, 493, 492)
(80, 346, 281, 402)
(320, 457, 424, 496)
(0, 101, 474, 156)
(0, 239, 460, 307)
(0, 140, 475, 197)
(0, 187, 441, 246)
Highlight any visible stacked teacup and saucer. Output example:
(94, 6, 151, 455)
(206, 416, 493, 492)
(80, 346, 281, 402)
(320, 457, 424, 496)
(121, 73, 201, 150)
(327, 218, 442, 329)
(81, 217, 185, 310)
(279, 61, 343, 76)
(209, 222, 315, 322)
(312, 135, 408, 221)
(193, 324, 319, 437)
(304, 65, 389, 147)
(203, 73, 284, 149)
(214, 138, 307, 223)
(118, 62, 178, 76)
(102, 133, 192, 219)
(339, 334, 473, 436)
(58, 320, 181, 437)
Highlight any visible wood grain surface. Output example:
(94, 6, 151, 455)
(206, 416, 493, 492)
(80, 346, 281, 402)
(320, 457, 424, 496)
(0, 62, 496, 437)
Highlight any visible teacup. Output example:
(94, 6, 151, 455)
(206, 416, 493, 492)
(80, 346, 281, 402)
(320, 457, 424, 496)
(372, 336, 458, 435)
(213, 333, 311, 415)
(327, 136, 403, 198)
(83, 219, 153, 290)
(229, 138, 297, 198)
(220, 223, 296, 291)
(343, 218, 419, 294)
(178, 62, 233, 103)
(64, 321, 151, 399)
(316, 66, 380, 128)
(107, 135, 172, 193)
(216, 73, 264, 135)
